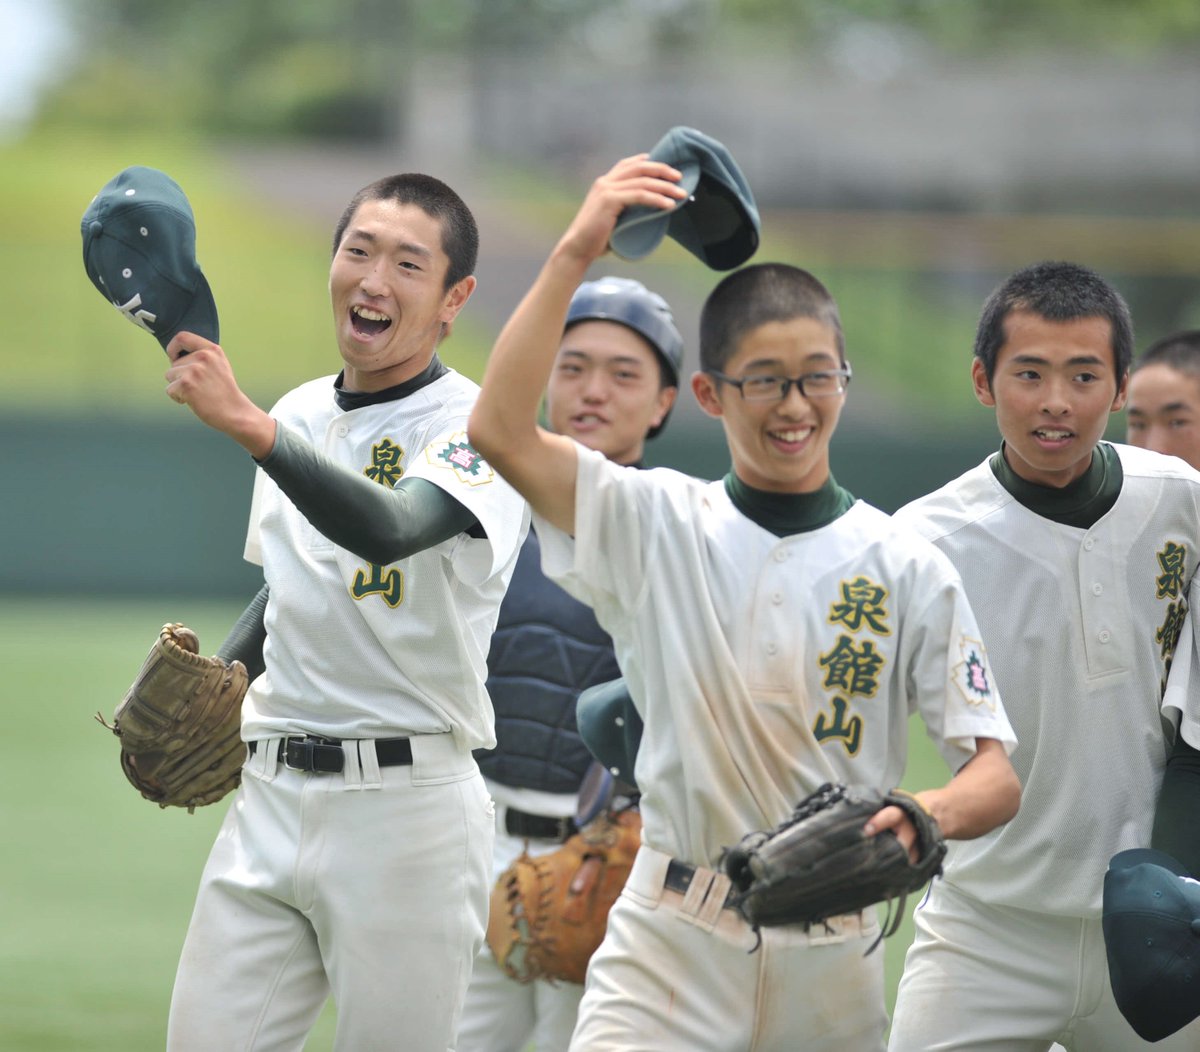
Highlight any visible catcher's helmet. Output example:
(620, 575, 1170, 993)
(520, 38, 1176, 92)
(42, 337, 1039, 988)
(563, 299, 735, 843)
(565, 277, 684, 440)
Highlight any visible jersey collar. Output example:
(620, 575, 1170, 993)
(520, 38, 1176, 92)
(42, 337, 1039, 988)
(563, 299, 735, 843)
(724, 472, 855, 537)
(333, 355, 449, 412)
(989, 441, 1123, 528)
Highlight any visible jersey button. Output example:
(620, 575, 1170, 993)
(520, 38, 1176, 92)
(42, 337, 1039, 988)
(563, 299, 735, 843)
(1092, 583, 1103, 595)
(1084, 538, 1096, 551)
(771, 592, 784, 605)
(1098, 629, 1111, 643)
(773, 550, 788, 562)
(765, 642, 778, 655)
(336, 424, 349, 438)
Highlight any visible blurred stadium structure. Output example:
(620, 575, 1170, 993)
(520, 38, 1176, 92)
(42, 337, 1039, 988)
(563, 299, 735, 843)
(5, 2, 1200, 597)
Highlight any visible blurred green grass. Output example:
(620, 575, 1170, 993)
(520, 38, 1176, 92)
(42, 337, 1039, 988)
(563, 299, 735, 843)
(0, 596, 336, 1050)
(1, 595, 946, 1050)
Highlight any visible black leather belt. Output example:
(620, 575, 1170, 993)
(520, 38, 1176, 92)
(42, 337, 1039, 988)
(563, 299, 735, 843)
(249, 736, 413, 773)
(664, 859, 740, 910)
(504, 806, 576, 842)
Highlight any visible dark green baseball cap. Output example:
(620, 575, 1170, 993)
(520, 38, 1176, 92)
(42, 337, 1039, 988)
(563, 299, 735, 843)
(609, 126, 760, 271)
(576, 677, 643, 789)
(81, 166, 218, 352)
(1102, 848, 1200, 1042)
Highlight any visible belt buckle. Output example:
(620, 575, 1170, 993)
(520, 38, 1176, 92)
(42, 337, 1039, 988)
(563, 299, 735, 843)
(283, 735, 335, 772)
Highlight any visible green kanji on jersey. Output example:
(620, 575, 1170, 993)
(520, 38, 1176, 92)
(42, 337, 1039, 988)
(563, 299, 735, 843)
(815, 575, 892, 755)
(364, 438, 405, 489)
(813, 696, 863, 755)
(1152, 541, 1189, 683)
(828, 576, 892, 636)
(351, 437, 406, 606)
(818, 634, 885, 698)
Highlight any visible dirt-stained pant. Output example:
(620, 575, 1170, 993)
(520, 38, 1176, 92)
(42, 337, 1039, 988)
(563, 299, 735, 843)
(569, 844, 887, 1052)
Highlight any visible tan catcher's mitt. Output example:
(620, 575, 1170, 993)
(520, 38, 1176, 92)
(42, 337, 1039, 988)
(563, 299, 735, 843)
(487, 807, 641, 985)
(97, 623, 248, 813)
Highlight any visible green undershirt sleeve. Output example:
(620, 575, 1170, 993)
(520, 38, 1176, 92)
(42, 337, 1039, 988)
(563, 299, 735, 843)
(216, 583, 268, 682)
(1151, 734, 1200, 877)
(256, 423, 480, 565)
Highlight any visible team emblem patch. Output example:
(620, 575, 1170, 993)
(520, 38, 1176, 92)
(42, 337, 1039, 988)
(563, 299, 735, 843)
(953, 636, 994, 708)
(426, 431, 494, 486)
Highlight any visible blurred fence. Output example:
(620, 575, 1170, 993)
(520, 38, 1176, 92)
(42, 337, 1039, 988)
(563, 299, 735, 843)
(0, 411, 996, 599)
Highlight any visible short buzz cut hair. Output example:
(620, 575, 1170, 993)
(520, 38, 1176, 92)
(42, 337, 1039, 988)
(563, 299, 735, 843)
(974, 261, 1134, 385)
(331, 173, 479, 290)
(1133, 329, 1200, 378)
(699, 263, 845, 374)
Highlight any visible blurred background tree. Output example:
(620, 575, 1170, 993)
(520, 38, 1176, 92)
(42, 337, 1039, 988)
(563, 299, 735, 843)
(3, 0, 1200, 595)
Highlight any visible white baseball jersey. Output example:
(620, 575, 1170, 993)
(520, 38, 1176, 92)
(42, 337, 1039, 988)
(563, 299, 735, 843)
(895, 442, 1200, 916)
(536, 447, 1016, 867)
(240, 369, 529, 749)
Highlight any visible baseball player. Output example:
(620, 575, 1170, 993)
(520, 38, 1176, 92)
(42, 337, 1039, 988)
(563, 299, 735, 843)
(159, 173, 529, 1051)
(1126, 329, 1200, 470)
(456, 276, 681, 1052)
(887, 262, 1200, 1051)
(1126, 331, 1200, 884)
(467, 154, 1020, 1052)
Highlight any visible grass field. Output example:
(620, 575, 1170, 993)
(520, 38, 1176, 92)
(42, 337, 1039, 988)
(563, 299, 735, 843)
(0, 596, 334, 1050)
(1, 595, 948, 1050)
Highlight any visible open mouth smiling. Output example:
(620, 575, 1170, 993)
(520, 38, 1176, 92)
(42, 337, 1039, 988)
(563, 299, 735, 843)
(351, 304, 393, 338)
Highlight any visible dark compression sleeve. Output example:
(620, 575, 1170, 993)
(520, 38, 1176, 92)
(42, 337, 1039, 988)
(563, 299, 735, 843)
(256, 423, 480, 565)
(1151, 733, 1200, 878)
(216, 583, 268, 682)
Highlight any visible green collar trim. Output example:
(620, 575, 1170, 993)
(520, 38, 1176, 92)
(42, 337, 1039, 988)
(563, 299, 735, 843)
(989, 441, 1123, 528)
(724, 472, 856, 537)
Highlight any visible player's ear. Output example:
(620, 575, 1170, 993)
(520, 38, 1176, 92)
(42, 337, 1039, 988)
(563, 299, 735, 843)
(692, 371, 724, 418)
(439, 275, 476, 324)
(971, 359, 996, 408)
(650, 385, 678, 430)
(1111, 371, 1130, 412)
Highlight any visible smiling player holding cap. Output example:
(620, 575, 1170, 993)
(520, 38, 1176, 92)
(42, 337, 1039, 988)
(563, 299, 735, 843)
(84, 165, 529, 1052)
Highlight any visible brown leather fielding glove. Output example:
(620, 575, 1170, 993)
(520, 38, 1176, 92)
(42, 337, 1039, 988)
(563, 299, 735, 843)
(487, 807, 642, 985)
(97, 623, 248, 813)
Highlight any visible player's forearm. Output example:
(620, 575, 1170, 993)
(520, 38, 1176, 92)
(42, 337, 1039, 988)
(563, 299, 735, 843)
(917, 738, 1021, 840)
(217, 583, 269, 681)
(470, 248, 588, 468)
(1151, 734, 1200, 877)
(469, 250, 586, 535)
(257, 425, 477, 563)
(225, 404, 278, 461)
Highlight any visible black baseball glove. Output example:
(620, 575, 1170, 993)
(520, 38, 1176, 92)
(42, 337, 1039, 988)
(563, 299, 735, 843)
(721, 782, 946, 948)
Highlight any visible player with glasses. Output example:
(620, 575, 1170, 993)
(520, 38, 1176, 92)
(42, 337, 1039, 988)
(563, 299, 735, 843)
(704, 365, 853, 401)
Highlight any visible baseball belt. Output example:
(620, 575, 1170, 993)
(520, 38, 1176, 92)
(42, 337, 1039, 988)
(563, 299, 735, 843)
(664, 859, 739, 910)
(503, 806, 577, 842)
(248, 735, 413, 773)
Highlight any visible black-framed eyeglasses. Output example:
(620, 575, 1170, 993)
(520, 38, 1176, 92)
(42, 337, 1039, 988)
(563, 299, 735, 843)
(706, 365, 852, 402)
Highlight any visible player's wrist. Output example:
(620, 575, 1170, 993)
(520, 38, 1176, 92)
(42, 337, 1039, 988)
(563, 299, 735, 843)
(548, 234, 605, 275)
(232, 406, 276, 460)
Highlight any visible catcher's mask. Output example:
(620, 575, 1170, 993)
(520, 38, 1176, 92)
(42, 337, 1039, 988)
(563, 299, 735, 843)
(565, 276, 683, 439)
(81, 165, 219, 353)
